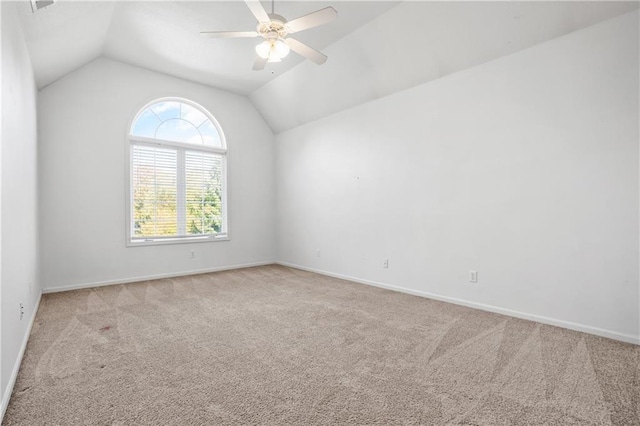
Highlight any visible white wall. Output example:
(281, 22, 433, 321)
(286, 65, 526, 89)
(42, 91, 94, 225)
(38, 58, 275, 291)
(1, 1, 40, 410)
(276, 11, 640, 342)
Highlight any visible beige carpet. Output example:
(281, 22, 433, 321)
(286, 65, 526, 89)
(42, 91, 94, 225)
(3, 265, 639, 425)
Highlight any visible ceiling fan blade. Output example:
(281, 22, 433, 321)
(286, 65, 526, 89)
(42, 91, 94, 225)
(200, 31, 259, 38)
(245, 0, 270, 23)
(285, 7, 337, 33)
(253, 56, 268, 71)
(285, 38, 327, 65)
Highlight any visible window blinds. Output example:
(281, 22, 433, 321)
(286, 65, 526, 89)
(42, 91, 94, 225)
(185, 150, 224, 236)
(131, 144, 225, 240)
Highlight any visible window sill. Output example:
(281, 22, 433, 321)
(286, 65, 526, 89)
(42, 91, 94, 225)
(126, 236, 230, 247)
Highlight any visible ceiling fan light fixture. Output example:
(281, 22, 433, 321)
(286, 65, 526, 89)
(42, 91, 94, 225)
(255, 40, 271, 59)
(255, 38, 290, 62)
(274, 39, 290, 58)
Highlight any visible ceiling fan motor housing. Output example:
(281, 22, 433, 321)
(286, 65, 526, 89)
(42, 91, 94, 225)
(257, 14, 288, 39)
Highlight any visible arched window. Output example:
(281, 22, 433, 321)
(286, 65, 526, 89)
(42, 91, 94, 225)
(127, 98, 227, 245)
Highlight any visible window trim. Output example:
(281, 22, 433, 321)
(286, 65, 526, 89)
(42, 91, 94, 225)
(125, 97, 229, 247)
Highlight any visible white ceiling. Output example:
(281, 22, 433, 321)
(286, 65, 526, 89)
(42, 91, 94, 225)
(16, 0, 399, 93)
(16, 1, 115, 90)
(251, 1, 640, 133)
(14, 0, 639, 132)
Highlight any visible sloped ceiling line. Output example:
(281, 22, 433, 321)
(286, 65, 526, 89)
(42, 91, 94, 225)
(19, 1, 399, 93)
(16, 1, 639, 133)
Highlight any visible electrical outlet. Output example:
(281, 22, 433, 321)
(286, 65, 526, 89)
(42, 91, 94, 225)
(469, 270, 478, 283)
(383, 259, 389, 269)
(316, 249, 321, 258)
(19, 302, 24, 320)
(190, 251, 196, 259)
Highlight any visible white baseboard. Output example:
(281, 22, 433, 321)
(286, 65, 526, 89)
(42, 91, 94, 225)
(1, 291, 42, 422)
(43, 261, 275, 294)
(276, 261, 640, 346)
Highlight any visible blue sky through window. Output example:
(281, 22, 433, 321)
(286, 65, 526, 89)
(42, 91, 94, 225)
(151, 101, 180, 121)
(156, 119, 202, 144)
(130, 100, 223, 147)
(130, 108, 160, 138)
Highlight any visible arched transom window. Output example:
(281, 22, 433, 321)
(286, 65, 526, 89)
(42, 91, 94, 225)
(127, 98, 228, 245)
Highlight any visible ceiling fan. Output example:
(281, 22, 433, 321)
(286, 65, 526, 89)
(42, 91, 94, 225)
(200, 0, 338, 71)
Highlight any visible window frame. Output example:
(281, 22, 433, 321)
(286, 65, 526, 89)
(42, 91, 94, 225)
(125, 97, 230, 247)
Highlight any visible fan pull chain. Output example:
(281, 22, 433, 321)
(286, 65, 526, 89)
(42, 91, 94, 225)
(271, 0, 274, 14)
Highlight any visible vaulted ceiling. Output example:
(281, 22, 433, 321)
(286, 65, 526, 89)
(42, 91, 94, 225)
(15, 0, 399, 93)
(15, 1, 639, 133)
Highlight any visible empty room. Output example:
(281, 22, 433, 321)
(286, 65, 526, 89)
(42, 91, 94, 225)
(1, 0, 639, 424)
